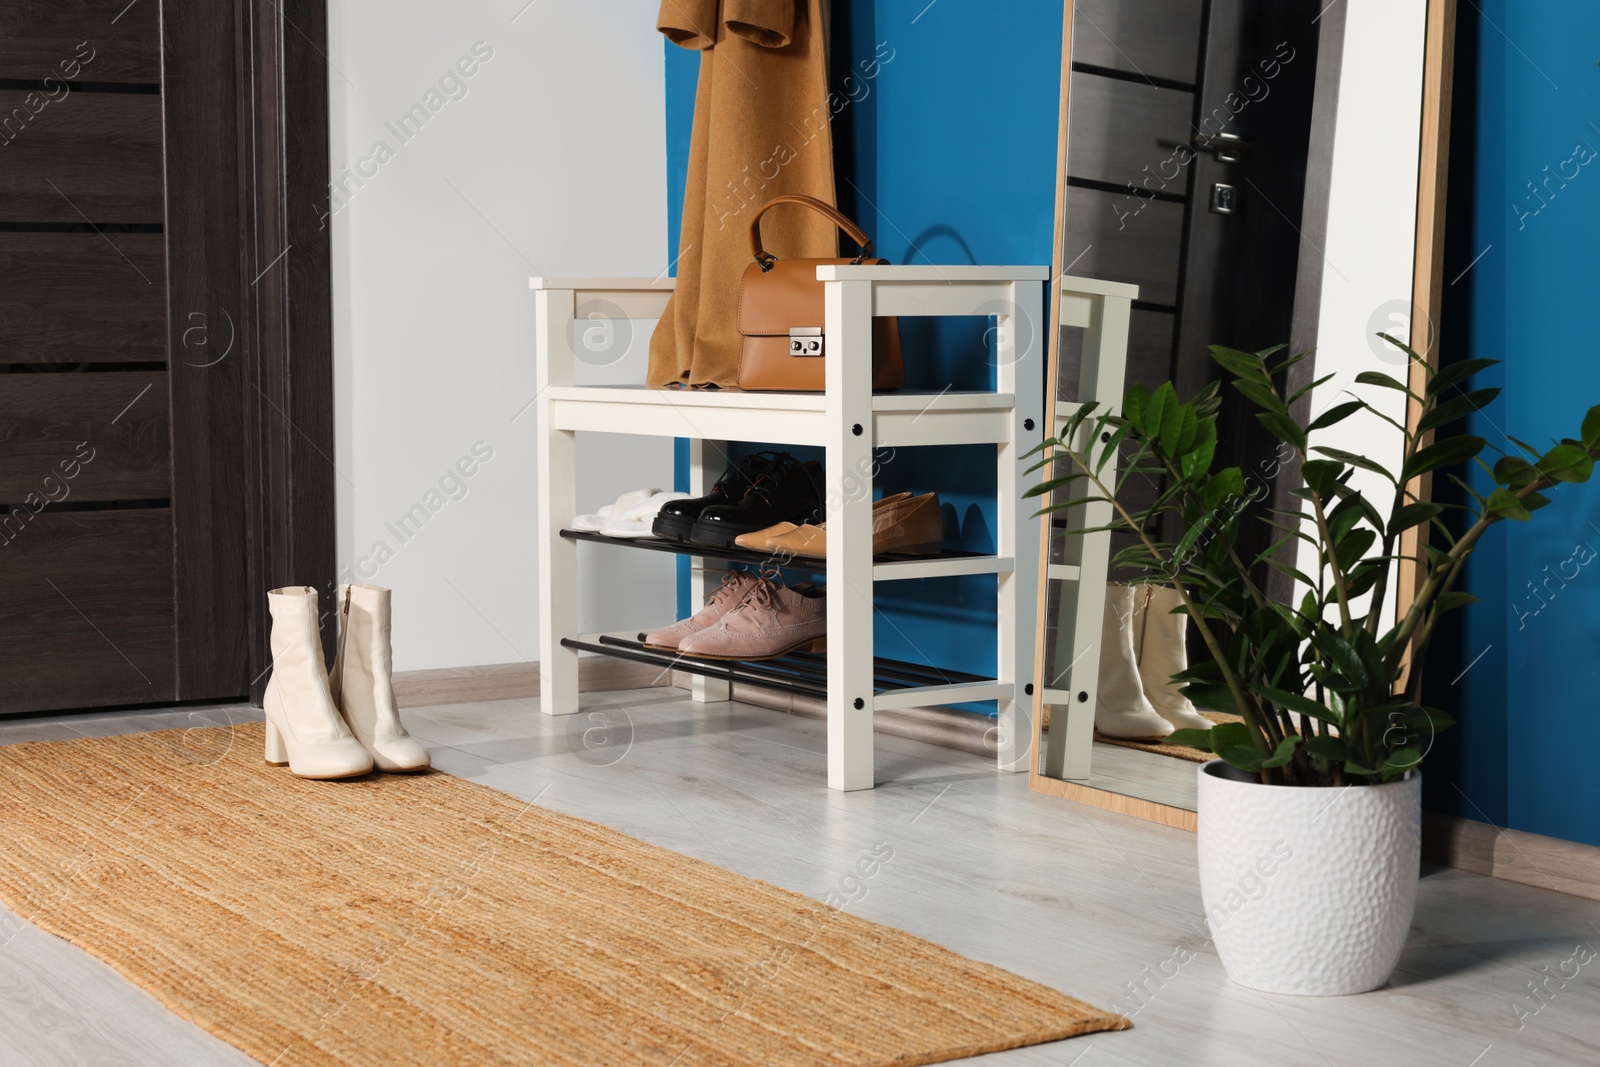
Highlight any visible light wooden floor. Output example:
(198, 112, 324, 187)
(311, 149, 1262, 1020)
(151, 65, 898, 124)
(1, 690, 1597, 1066)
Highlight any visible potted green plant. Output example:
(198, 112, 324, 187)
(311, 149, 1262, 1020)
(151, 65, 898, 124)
(1027, 338, 1600, 995)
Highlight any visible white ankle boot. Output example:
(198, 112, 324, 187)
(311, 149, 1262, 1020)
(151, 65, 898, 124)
(330, 584, 430, 773)
(1135, 585, 1215, 732)
(1095, 585, 1173, 739)
(263, 587, 374, 779)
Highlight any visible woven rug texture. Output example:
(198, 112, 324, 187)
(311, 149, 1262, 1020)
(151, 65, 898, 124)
(0, 724, 1125, 1066)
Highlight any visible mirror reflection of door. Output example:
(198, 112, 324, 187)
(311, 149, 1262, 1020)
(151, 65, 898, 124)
(1038, 0, 1453, 822)
(1060, 0, 1322, 576)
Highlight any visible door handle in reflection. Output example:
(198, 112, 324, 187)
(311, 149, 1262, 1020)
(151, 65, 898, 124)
(1191, 131, 1252, 164)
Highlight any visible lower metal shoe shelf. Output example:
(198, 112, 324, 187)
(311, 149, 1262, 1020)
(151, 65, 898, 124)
(560, 632, 989, 701)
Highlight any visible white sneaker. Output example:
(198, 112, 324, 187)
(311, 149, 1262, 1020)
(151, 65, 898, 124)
(602, 492, 689, 538)
(572, 488, 664, 531)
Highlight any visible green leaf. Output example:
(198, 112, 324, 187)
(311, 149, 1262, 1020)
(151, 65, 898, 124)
(1257, 410, 1308, 451)
(1374, 333, 1423, 368)
(1484, 487, 1532, 521)
(1394, 707, 1457, 733)
(1355, 369, 1413, 395)
(1179, 420, 1218, 479)
(1390, 502, 1442, 533)
(1234, 378, 1289, 414)
(1289, 372, 1337, 405)
(1299, 459, 1343, 500)
(1492, 456, 1538, 488)
(1094, 423, 1132, 475)
(1403, 436, 1487, 482)
(1222, 735, 1302, 773)
(1378, 746, 1424, 778)
(1416, 389, 1501, 435)
(1431, 591, 1480, 614)
(1307, 401, 1365, 433)
(1313, 446, 1400, 484)
(1327, 502, 1364, 542)
(1123, 383, 1150, 435)
(1143, 382, 1178, 447)
(1200, 467, 1247, 514)
(1537, 442, 1595, 483)
(1181, 683, 1242, 716)
(1249, 683, 1341, 725)
(1330, 481, 1388, 531)
(1159, 403, 1199, 457)
(1206, 721, 1253, 749)
(1262, 735, 1303, 769)
(1427, 357, 1497, 397)
(1334, 527, 1377, 573)
(1583, 405, 1600, 450)
(1209, 345, 1271, 384)
(1304, 735, 1355, 763)
(1312, 629, 1370, 689)
(1506, 435, 1544, 459)
(1164, 727, 1214, 751)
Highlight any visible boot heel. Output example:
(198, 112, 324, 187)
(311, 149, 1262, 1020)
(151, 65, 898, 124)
(804, 635, 827, 653)
(264, 720, 288, 765)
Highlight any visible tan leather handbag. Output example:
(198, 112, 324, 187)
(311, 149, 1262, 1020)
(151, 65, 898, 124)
(736, 195, 903, 392)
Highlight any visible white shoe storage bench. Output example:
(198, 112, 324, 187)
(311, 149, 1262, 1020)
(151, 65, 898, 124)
(533, 266, 1055, 791)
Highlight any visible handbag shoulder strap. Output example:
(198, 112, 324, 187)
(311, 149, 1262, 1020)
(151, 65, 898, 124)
(748, 194, 874, 271)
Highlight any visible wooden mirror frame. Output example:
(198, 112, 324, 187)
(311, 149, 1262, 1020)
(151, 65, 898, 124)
(1028, 0, 1459, 827)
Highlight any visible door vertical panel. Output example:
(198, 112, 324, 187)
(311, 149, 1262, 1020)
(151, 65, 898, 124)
(246, 0, 339, 695)
(162, 0, 251, 699)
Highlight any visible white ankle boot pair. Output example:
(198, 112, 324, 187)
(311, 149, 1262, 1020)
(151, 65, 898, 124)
(262, 585, 430, 779)
(1095, 584, 1216, 740)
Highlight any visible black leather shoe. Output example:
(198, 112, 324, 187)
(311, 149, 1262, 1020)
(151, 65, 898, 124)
(690, 456, 823, 547)
(652, 452, 784, 541)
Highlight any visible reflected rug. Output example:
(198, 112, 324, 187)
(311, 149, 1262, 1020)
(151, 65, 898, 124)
(1094, 711, 1243, 762)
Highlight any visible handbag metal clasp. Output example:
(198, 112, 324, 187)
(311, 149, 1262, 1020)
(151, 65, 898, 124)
(788, 327, 824, 357)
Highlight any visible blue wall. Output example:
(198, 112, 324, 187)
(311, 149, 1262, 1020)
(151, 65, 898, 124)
(1432, 1, 1600, 846)
(664, 1, 1063, 691)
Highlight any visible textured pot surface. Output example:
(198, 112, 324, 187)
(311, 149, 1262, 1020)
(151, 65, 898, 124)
(1196, 761, 1422, 996)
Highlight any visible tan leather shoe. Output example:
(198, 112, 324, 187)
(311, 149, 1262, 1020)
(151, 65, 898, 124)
(737, 492, 942, 559)
(733, 522, 799, 550)
(642, 570, 759, 650)
(676, 579, 826, 660)
(733, 495, 908, 552)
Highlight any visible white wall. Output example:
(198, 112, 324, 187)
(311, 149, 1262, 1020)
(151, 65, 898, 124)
(328, 1, 677, 670)
(1300, 0, 1428, 626)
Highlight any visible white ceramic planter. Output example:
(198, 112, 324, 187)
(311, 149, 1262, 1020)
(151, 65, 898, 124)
(1196, 760, 1421, 996)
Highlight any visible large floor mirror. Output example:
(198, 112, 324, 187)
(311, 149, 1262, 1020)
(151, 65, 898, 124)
(1030, 0, 1457, 826)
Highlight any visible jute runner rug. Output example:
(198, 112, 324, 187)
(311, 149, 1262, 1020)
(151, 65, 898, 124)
(0, 724, 1125, 1066)
(1094, 712, 1243, 763)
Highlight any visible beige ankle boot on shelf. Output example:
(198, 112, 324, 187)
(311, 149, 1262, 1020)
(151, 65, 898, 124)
(263, 587, 374, 779)
(330, 584, 431, 773)
(1135, 585, 1215, 732)
(1095, 584, 1174, 740)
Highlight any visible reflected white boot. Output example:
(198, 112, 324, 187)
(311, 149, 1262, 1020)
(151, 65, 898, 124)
(330, 584, 430, 773)
(263, 587, 374, 779)
(1136, 585, 1215, 732)
(1096, 585, 1173, 739)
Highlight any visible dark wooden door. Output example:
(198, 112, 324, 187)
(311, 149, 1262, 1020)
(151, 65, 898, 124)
(0, 0, 336, 715)
(1058, 0, 1322, 571)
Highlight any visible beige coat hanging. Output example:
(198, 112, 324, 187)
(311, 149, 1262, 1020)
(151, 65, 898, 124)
(649, 0, 839, 389)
